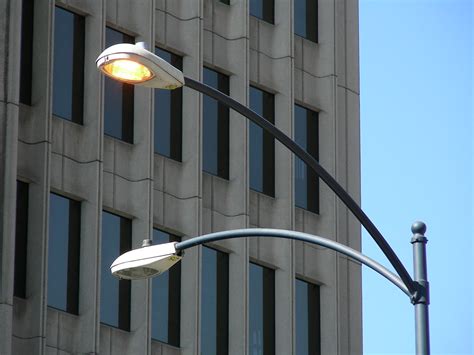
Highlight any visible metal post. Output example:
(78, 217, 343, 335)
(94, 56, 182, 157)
(411, 221, 430, 355)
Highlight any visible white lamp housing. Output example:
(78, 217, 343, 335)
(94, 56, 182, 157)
(111, 242, 182, 280)
(96, 43, 185, 89)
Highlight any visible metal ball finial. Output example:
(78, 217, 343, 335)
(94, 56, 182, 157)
(411, 221, 426, 235)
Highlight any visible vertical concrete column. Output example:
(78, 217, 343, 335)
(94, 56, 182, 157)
(0, 0, 22, 354)
(101, 0, 155, 354)
(43, 0, 106, 353)
(248, 0, 295, 353)
(154, 1, 204, 354)
(334, 0, 362, 353)
(202, 0, 250, 353)
(13, 1, 54, 354)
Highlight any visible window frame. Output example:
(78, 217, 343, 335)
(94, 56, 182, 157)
(295, 278, 321, 355)
(19, 0, 34, 105)
(52, 5, 85, 124)
(249, 85, 275, 197)
(200, 245, 229, 354)
(203, 67, 230, 179)
(294, 103, 319, 213)
(14, 181, 29, 298)
(154, 47, 183, 161)
(151, 228, 181, 346)
(104, 27, 135, 144)
(294, 0, 318, 43)
(100, 210, 132, 331)
(249, 261, 275, 355)
(47, 192, 81, 315)
(250, 0, 274, 24)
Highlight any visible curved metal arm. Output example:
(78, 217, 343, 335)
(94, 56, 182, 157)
(175, 228, 411, 298)
(184, 77, 416, 297)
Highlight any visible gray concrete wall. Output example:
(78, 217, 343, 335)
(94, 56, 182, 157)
(0, 0, 361, 354)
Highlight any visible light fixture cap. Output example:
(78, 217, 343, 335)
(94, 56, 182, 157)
(96, 43, 184, 89)
(111, 242, 182, 280)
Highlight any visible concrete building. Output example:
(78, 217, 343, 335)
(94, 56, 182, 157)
(0, 0, 361, 354)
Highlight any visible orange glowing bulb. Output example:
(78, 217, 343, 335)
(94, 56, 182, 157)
(102, 59, 153, 83)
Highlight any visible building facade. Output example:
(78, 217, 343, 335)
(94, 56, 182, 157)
(0, 0, 361, 354)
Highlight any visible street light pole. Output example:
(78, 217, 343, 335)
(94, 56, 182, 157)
(96, 43, 430, 354)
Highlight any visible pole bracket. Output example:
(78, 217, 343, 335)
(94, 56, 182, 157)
(411, 280, 430, 305)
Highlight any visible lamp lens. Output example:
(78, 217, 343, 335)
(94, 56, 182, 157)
(102, 59, 153, 83)
(116, 266, 159, 279)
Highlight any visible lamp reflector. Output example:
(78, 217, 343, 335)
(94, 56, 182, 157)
(101, 59, 154, 83)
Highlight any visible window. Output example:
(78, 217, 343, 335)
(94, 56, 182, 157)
(250, 0, 274, 24)
(53, 6, 85, 124)
(249, 263, 275, 355)
(294, 104, 319, 213)
(203, 68, 230, 179)
(14, 181, 29, 298)
(104, 28, 134, 143)
(47, 193, 81, 314)
(296, 279, 320, 355)
(201, 246, 229, 355)
(19, 0, 34, 105)
(152, 229, 180, 345)
(154, 47, 183, 161)
(294, 0, 318, 42)
(101, 211, 131, 330)
(249, 86, 275, 196)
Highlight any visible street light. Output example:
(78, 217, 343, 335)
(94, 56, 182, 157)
(97, 43, 431, 355)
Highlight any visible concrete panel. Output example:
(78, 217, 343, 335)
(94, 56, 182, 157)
(57, 311, 80, 353)
(99, 325, 111, 355)
(46, 309, 59, 348)
(212, 0, 247, 40)
(163, 194, 200, 238)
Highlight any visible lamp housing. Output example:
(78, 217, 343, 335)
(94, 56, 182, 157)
(111, 242, 181, 280)
(96, 43, 184, 89)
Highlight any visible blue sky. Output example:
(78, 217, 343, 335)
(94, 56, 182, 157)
(359, 0, 472, 354)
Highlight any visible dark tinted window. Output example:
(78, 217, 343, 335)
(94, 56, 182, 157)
(294, 104, 319, 213)
(48, 193, 81, 314)
(201, 246, 229, 355)
(152, 229, 180, 345)
(249, 86, 275, 196)
(250, 0, 274, 24)
(14, 181, 29, 298)
(101, 211, 131, 330)
(53, 6, 85, 123)
(294, 0, 318, 42)
(249, 263, 275, 355)
(154, 48, 183, 161)
(203, 68, 230, 179)
(104, 28, 134, 143)
(19, 0, 34, 105)
(296, 279, 320, 355)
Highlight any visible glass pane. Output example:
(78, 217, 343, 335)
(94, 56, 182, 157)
(14, 181, 29, 298)
(101, 212, 130, 329)
(20, 0, 34, 105)
(104, 28, 134, 142)
(250, 87, 273, 195)
(48, 194, 70, 311)
(152, 229, 180, 346)
(249, 263, 274, 355)
(53, 7, 84, 123)
(294, 0, 307, 38)
(203, 68, 229, 178)
(154, 47, 182, 160)
(201, 246, 229, 355)
(250, 0, 263, 19)
(296, 279, 320, 355)
(201, 247, 218, 354)
(295, 105, 308, 209)
(250, 87, 264, 192)
(296, 279, 310, 355)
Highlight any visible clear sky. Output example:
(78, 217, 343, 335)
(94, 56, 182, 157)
(359, 0, 472, 354)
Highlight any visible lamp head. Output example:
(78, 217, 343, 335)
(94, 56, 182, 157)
(96, 43, 184, 89)
(111, 242, 182, 280)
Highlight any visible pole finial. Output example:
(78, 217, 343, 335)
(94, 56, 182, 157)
(411, 221, 427, 235)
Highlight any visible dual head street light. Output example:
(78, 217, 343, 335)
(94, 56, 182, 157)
(96, 42, 431, 354)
